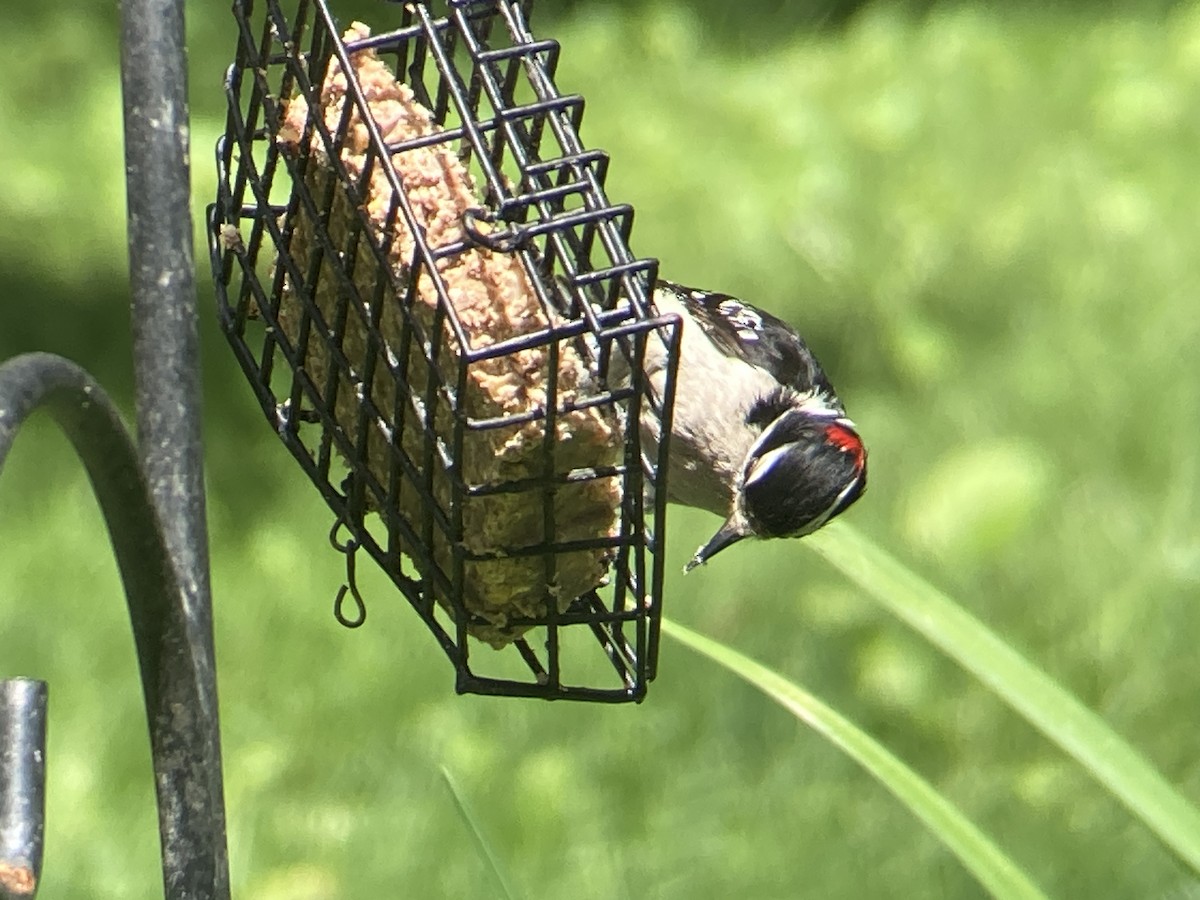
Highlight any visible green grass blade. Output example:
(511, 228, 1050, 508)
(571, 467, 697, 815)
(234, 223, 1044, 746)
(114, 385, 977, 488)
(807, 521, 1200, 872)
(441, 766, 523, 900)
(663, 619, 1049, 900)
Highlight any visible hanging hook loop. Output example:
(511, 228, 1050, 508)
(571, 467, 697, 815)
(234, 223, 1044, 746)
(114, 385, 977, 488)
(329, 518, 354, 553)
(333, 538, 368, 629)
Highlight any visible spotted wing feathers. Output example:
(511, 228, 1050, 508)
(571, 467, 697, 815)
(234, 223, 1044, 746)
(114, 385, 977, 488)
(655, 280, 836, 401)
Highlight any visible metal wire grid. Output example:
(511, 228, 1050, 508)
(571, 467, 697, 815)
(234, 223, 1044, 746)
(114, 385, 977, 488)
(207, 0, 681, 701)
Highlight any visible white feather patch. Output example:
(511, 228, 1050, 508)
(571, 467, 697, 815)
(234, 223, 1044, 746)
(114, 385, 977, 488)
(743, 443, 793, 488)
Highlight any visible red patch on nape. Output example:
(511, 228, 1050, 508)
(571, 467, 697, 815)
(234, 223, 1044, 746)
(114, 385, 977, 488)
(825, 423, 866, 468)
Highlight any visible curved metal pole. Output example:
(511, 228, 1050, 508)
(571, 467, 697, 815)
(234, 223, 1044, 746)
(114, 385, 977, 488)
(0, 353, 229, 899)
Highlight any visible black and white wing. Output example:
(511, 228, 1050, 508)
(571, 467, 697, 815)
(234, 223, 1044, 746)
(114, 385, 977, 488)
(654, 280, 838, 401)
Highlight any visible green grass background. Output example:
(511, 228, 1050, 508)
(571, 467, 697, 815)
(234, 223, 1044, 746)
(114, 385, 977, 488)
(2, 0, 1199, 896)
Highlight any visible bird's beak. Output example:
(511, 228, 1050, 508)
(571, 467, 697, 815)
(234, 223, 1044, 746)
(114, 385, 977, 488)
(684, 516, 748, 573)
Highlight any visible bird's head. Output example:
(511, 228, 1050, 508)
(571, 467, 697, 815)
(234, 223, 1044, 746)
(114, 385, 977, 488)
(685, 404, 867, 572)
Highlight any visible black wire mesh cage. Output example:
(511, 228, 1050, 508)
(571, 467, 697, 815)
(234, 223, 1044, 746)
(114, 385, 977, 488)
(207, 0, 682, 701)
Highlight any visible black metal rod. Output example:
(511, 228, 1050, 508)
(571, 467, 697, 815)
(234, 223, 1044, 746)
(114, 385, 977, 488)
(120, 0, 210, 570)
(119, 0, 231, 896)
(0, 353, 230, 900)
(120, 0, 217, 621)
(0, 679, 46, 900)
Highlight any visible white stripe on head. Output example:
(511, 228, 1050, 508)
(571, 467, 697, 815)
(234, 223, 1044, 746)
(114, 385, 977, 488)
(796, 467, 866, 536)
(743, 443, 791, 489)
(743, 411, 796, 474)
(794, 392, 844, 418)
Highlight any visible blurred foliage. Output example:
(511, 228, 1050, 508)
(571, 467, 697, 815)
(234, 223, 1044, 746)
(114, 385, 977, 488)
(2, 0, 1200, 897)
(546, 0, 1190, 47)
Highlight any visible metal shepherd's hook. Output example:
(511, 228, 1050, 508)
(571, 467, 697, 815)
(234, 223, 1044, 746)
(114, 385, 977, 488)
(0, 0, 233, 896)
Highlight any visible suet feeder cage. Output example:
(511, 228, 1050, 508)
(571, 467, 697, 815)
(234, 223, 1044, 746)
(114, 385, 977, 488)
(209, 0, 682, 701)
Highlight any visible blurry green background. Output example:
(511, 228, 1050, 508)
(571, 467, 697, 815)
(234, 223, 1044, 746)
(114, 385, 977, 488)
(2, 0, 1199, 896)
